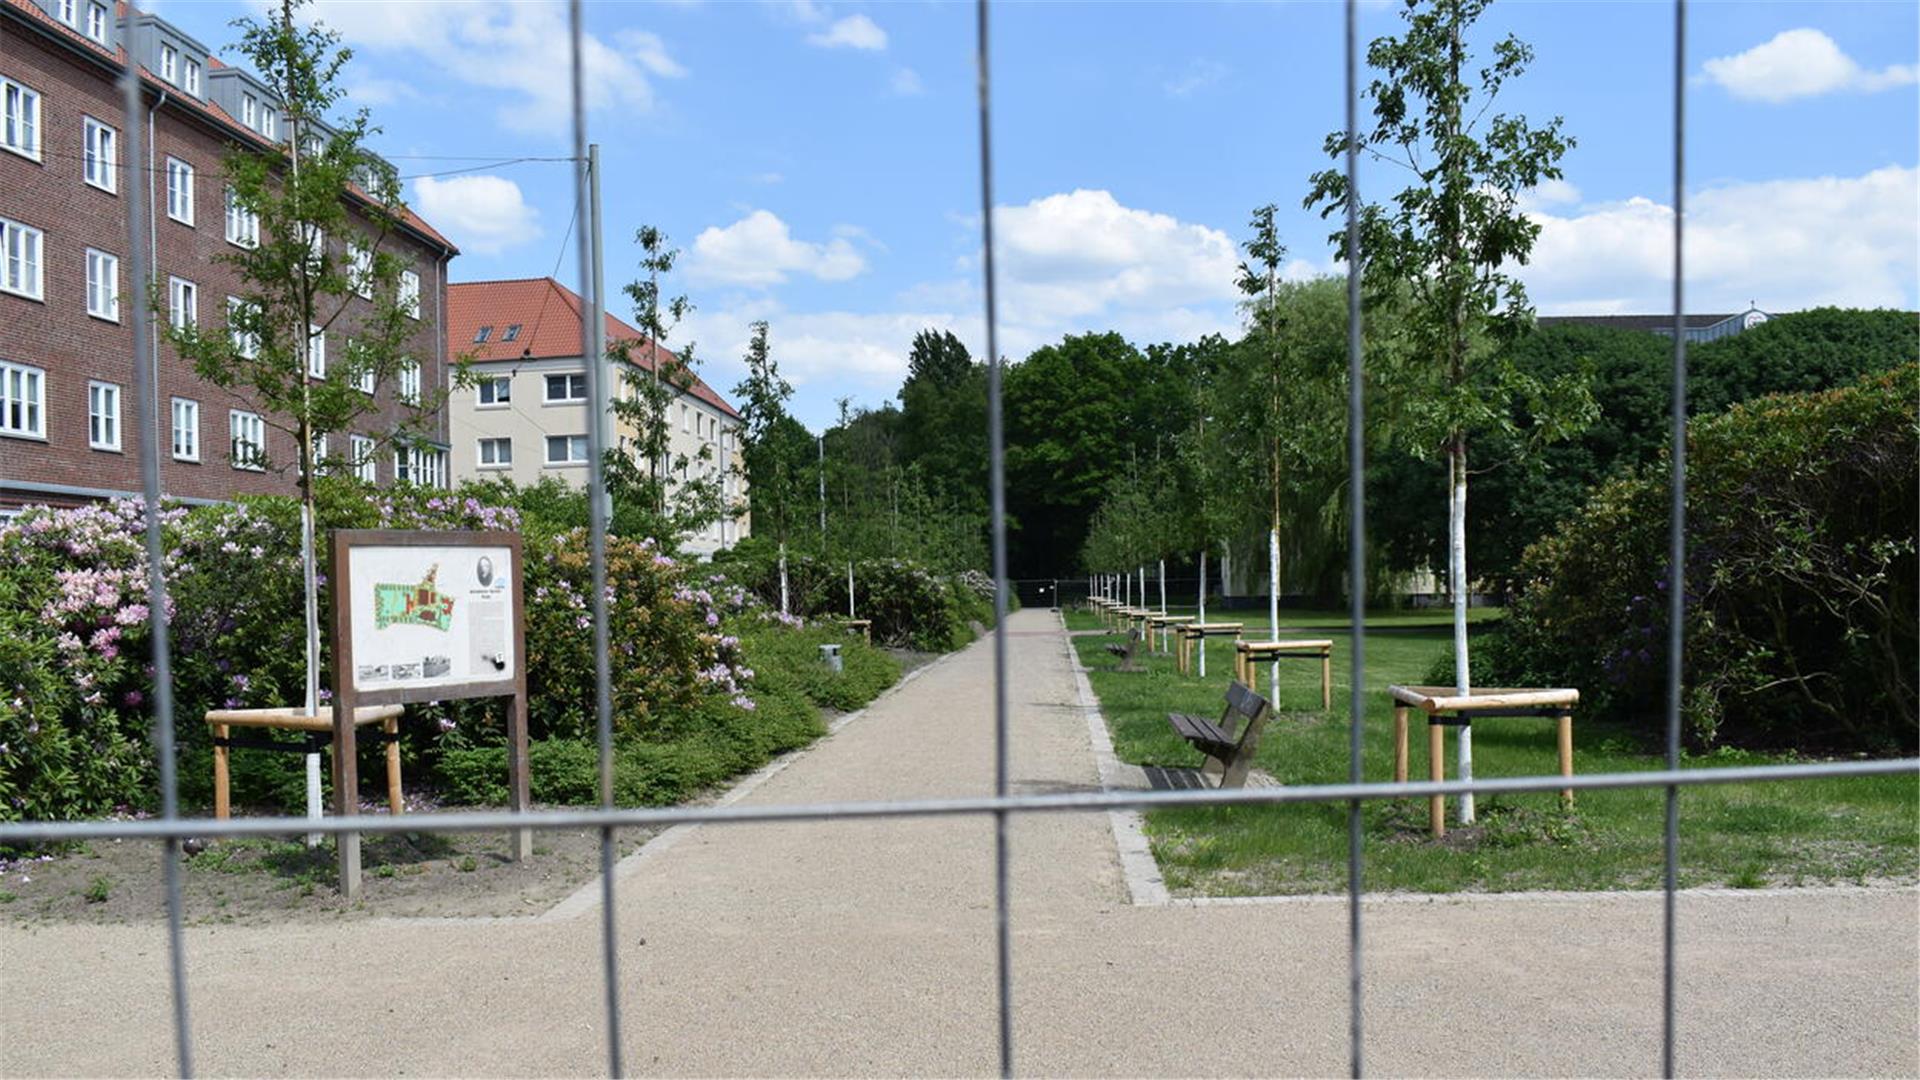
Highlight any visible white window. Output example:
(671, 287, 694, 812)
(393, 446, 412, 483)
(398, 361, 420, 404)
(85, 249, 119, 321)
(224, 188, 258, 248)
(350, 434, 376, 482)
(82, 116, 116, 192)
(398, 269, 420, 319)
(85, 2, 106, 43)
(347, 240, 372, 298)
(477, 437, 512, 468)
(229, 410, 265, 470)
(350, 341, 374, 394)
(241, 94, 256, 129)
(2, 77, 41, 160)
(680, 403, 689, 432)
(259, 107, 276, 141)
(160, 45, 178, 85)
(184, 59, 201, 96)
(87, 381, 120, 451)
(477, 375, 510, 406)
(170, 397, 199, 461)
(303, 224, 324, 269)
(0, 360, 45, 438)
(0, 217, 43, 300)
(419, 448, 446, 489)
(57, 0, 74, 25)
(304, 433, 329, 476)
(165, 157, 194, 224)
(307, 325, 326, 378)
(227, 296, 258, 359)
(544, 373, 587, 402)
(545, 434, 589, 465)
(167, 277, 196, 329)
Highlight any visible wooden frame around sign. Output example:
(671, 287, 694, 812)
(329, 529, 530, 898)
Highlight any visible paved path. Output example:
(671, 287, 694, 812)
(3, 608, 1915, 1076)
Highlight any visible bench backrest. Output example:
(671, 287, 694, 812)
(1218, 680, 1270, 743)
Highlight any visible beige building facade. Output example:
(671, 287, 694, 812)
(445, 278, 748, 557)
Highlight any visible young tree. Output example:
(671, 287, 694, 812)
(608, 226, 727, 541)
(163, 0, 451, 737)
(1307, 0, 1592, 819)
(731, 321, 806, 614)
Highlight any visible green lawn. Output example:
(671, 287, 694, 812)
(1070, 606, 1917, 896)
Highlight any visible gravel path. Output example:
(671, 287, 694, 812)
(2, 608, 1914, 1076)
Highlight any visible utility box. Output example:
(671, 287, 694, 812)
(818, 643, 843, 673)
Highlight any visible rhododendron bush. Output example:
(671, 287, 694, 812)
(0, 488, 791, 820)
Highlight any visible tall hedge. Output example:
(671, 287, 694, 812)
(1483, 365, 1917, 752)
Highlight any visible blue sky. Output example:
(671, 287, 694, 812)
(154, 1, 1918, 431)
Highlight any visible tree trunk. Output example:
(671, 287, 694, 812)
(1449, 439, 1475, 823)
(1268, 524, 1282, 686)
(778, 540, 790, 617)
(1197, 548, 1208, 678)
(300, 452, 322, 847)
(1158, 559, 1166, 613)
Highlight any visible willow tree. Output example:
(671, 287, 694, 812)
(1308, 0, 1591, 820)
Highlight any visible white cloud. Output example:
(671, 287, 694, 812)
(992, 189, 1242, 331)
(1523, 166, 1917, 313)
(890, 67, 925, 96)
(1518, 178, 1582, 211)
(1164, 60, 1229, 98)
(281, 1, 687, 135)
(807, 14, 887, 50)
(750, 171, 785, 185)
(693, 307, 968, 393)
(1701, 28, 1917, 103)
(411, 175, 542, 256)
(689, 210, 868, 286)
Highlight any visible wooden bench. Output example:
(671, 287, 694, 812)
(1167, 681, 1273, 788)
(1387, 684, 1580, 838)
(1103, 629, 1146, 672)
(1175, 622, 1245, 676)
(205, 706, 406, 820)
(1234, 639, 1334, 709)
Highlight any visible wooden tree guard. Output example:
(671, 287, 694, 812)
(1234, 639, 1334, 709)
(1388, 684, 1580, 839)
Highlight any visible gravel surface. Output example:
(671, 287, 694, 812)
(1, 609, 1913, 1077)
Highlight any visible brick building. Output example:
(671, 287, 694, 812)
(0, 0, 459, 516)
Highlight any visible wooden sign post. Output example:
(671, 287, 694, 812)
(329, 529, 531, 900)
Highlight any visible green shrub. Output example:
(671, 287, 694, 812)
(712, 537, 1002, 650)
(1486, 366, 1917, 753)
(736, 625, 901, 712)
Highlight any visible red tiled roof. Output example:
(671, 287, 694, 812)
(4, 0, 456, 254)
(448, 278, 741, 420)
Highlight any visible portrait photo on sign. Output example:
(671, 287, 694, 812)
(346, 543, 517, 694)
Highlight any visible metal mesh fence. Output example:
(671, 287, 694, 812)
(2, 1, 1914, 1077)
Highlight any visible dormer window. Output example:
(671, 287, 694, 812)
(260, 107, 277, 140)
(184, 59, 201, 96)
(473, 326, 493, 343)
(56, 0, 74, 25)
(161, 45, 178, 85)
(84, 2, 106, 43)
(241, 94, 256, 129)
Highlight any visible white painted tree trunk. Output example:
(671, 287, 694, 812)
(847, 562, 855, 617)
(1197, 549, 1208, 678)
(300, 501, 321, 846)
(778, 541, 790, 617)
(1450, 446, 1475, 823)
(1158, 559, 1166, 613)
(1269, 526, 1281, 690)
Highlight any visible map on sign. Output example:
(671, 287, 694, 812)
(373, 565, 455, 631)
